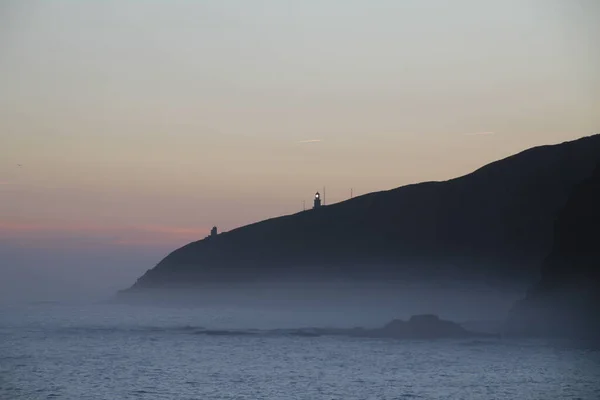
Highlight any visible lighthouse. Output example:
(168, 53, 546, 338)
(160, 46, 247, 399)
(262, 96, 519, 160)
(313, 192, 322, 209)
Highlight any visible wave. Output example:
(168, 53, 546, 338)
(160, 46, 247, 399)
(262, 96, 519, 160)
(38, 325, 500, 341)
(47, 325, 331, 338)
(191, 328, 324, 337)
(50, 325, 206, 335)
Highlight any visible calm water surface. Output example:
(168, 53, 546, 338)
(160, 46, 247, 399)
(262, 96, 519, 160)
(1, 304, 599, 400)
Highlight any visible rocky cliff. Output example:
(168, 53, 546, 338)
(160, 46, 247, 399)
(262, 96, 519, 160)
(507, 160, 600, 338)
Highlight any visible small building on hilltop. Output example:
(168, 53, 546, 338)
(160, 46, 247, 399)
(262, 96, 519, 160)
(313, 192, 322, 209)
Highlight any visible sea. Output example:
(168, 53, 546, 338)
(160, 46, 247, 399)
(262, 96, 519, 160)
(1, 303, 599, 400)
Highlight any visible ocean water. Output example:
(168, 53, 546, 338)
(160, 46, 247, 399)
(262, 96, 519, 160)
(1, 304, 599, 400)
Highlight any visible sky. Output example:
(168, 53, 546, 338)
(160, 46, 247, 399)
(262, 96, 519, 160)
(1, 0, 599, 302)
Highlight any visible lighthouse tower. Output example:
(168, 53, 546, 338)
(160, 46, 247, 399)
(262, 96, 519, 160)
(313, 192, 322, 209)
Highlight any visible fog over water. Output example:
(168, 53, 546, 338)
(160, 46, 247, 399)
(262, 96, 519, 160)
(120, 281, 528, 326)
(0, 244, 158, 305)
(0, 232, 528, 329)
(1, 268, 526, 328)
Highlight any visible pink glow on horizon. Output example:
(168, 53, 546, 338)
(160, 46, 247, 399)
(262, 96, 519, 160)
(0, 221, 210, 249)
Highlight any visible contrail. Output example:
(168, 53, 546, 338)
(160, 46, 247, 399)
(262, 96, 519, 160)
(297, 139, 322, 143)
(464, 131, 495, 136)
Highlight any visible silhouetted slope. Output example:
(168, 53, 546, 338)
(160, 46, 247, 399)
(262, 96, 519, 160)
(126, 134, 600, 291)
(507, 160, 600, 338)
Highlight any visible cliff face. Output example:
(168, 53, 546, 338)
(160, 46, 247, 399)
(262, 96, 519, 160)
(125, 135, 600, 292)
(507, 160, 600, 338)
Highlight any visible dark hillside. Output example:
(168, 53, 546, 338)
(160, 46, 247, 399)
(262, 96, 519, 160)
(507, 159, 600, 338)
(124, 134, 600, 292)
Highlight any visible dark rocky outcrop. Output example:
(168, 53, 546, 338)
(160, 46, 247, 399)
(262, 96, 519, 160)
(506, 161, 600, 338)
(122, 134, 600, 293)
(372, 314, 477, 339)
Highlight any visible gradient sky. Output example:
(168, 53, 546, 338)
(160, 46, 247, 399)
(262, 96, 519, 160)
(1, 0, 599, 301)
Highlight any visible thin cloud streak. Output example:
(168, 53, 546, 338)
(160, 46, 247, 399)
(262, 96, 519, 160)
(296, 139, 322, 144)
(463, 132, 496, 136)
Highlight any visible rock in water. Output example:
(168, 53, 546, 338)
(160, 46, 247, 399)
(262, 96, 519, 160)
(376, 314, 475, 339)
